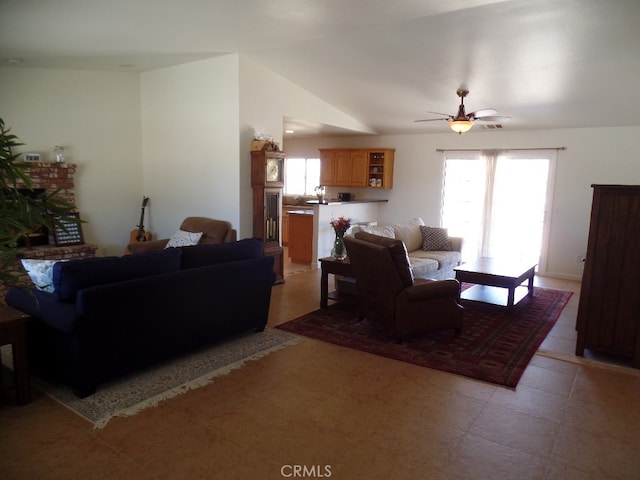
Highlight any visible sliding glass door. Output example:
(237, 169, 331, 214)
(442, 150, 555, 271)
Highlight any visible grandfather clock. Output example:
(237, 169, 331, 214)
(251, 150, 285, 284)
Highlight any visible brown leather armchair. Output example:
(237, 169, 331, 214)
(343, 231, 464, 341)
(127, 217, 237, 254)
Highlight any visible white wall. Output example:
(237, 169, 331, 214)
(238, 55, 376, 238)
(0, 66, 142, 255)
(5, 60, 638, 277)
(285, 126, 640, 280)
(140, 55, 241, 240)
(0, 56, 374, 253)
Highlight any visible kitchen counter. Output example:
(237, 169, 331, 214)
(283, 205, 313, 210)
(309, 200, 388, 262)
(288, 209, 314, 215)
(306, 199, 388, 205)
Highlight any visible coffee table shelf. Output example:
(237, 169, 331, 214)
(454, 257, 536, 309)
(461, 284, 530, 307)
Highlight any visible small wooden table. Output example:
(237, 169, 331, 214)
(0, 305, 31, 405)
(454, 257, 536, 309)
(319, 257, 354, 309)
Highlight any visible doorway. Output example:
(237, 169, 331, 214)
(441, 150, 556, 273)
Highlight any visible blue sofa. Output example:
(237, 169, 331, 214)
(6, 238, 275, 397)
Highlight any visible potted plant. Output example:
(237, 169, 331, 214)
(0, 117, 79, 289)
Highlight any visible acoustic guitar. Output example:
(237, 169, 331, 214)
(130, 196, 151, 244)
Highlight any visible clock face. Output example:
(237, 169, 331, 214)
(266, 159, 280, 182)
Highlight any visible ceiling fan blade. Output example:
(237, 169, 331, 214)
(468, 108, 497, 119)
(414, 118, 448, 123)
(426, 111, 452, 117)
(475, 115, 511, 122)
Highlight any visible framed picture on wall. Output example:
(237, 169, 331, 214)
(52, 213, 84, 246)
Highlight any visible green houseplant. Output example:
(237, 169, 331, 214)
(0, 117, 79, 288)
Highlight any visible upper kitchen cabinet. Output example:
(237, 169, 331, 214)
(367, 149, 394, 189)
(335, 149, 368, 187)
(319, 148, 394, 189)
(319, 150, 337, 186)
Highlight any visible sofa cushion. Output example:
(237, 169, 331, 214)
(53, 248, 182, 303)
(391, 217, 425, 252)
(420, 226, 451, 251)
(408, 257, 439, 279)
(410, 250, 461, 270)
(179, 237, 263, 269)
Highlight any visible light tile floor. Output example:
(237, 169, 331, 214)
(1, 255, 640, 479)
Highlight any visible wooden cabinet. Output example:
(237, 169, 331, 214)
(288, 212, 314, 264)
(334, 150, 368, 187)
(319, 148, 394, 189)
(282, 206, 312, 246)
(576, 185, 640, 367)
(320, 150, 337, 186)
(367, 150, 394, 189)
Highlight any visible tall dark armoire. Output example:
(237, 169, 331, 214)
(576, 185, 640, 367)
(251, 150, 286, 284)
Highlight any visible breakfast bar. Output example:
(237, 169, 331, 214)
(308, 199, 389, 263)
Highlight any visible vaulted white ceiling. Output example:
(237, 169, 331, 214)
(2, 0, 639, 136)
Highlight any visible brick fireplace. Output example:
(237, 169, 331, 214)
(1, 162, 98, 304)
(16, 162, 78, 247)
(17, 161, 77, 207)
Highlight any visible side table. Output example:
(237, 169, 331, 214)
(0, 305, 31, 405)
(319, 257, 355, 309)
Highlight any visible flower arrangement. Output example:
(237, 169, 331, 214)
(330, 217, 351, 235)
(330, 217, 351, 260)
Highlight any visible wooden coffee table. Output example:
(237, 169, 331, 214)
(454, 257, 536, 308)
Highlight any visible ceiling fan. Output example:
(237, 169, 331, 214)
(415, 89, 510, 134)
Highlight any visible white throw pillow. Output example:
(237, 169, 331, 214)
(165, 230, 203, 248)
(391, 217, 425, 252)
(21, 259, 65, 293)
(360, 225, 396, 239)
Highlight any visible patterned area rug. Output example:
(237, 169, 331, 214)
(277, 287, 572, 388)
(1, 328, 300, 428)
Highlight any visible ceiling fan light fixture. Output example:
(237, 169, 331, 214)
(449, 119, 473, 134)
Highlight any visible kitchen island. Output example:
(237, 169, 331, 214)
(307, 199, 389, 263)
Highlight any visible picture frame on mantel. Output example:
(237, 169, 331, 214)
(52, 213, 84, 246)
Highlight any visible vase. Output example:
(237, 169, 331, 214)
(53, 146, 65, 163)
(332, 231, 347, 260)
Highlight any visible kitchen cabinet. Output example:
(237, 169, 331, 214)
(319, 151, 337, 186)
(576, 185, 640, 367)
(282, 205, 313, 245)
(319, 148, 394, 188)
(334, 150, 368, 187)
(367, 150, 394, 189)
(288, 211, 314, 264)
